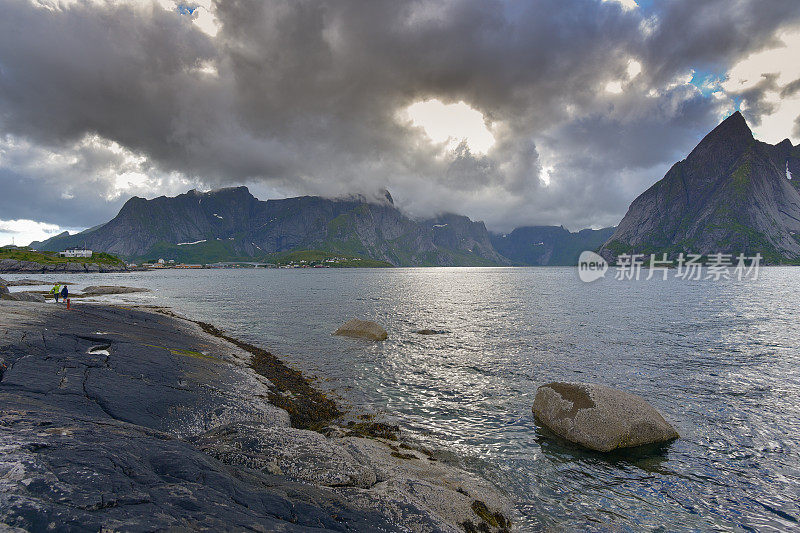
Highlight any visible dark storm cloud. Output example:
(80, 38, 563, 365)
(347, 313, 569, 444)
(1, 0, 799, 235)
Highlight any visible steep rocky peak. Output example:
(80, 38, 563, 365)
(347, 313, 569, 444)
(691, 111, 753, 157)
(118, 196, 147, 214)
(681, 111, 755, 179)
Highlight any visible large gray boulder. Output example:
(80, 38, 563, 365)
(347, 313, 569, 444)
(532, 382, 679, 452)
(333, 319, 388, 341)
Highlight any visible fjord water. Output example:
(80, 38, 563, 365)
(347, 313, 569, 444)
(13, 267, 800, 531)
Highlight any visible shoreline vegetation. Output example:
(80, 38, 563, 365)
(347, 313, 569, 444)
(0, 299, 512, 531)
(0, 247, 127, 273)
(0, 247, 124, 267)
(0, 245, 394, 271)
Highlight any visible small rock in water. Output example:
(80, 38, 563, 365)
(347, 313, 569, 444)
(532, 382, 679, 452)
(414, 329, 446, 335)
(333, 319, 388, 341)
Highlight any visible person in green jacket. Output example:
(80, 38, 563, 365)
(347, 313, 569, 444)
(51, 284, 61, 303)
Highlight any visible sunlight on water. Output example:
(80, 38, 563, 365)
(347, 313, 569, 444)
(10, 267, 800, 531)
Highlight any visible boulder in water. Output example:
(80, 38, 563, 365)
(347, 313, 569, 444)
(333, 319, 388, 341)
(532, 382, 678, 452)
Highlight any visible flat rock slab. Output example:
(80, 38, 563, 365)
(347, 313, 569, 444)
(0, 395, 394, 532)
(1, 292, 45, 302)
(333, 319, 388, 341)
(0, 302, 397, 531)
(0, 301, 511, 532)
(81, 286, 150, 295)
(532, 382, 679, 452)
(6, 279, 50, 286)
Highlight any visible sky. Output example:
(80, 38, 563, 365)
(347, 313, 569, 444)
(1, 0, 800, 246)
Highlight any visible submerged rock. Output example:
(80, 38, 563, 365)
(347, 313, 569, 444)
(532, 382, 679, 452)
(415, 329, 447, 335)
(6, 278, 49, 286)
(333, 319, 388, 341)
(82, 285, 150, 295)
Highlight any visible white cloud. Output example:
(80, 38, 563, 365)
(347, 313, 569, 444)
(603, 0, 638, 11)
(186, 0, 220, 37)
(605, 80, 624, 94)
(28, 0, 219, 36)
(627, 60, 642, 79)
(540, 166, 553, 186)
(721, 27, 800, 143)
(0, 133, 201, 232)
(0, 219, 70, 247)
(605, 59, 642, 94)
(722, 28, 800, 92)
(401, 99, 496, 155)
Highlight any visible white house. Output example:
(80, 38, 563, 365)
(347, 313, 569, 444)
(59, 248, 93, 258)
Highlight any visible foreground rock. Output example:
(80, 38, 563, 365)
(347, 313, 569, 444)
(0, 302, 510, 531)
(0, 281, 44, 302)
(334, 318, 388, 341)
(1, 291, 45, 302)
(82, 285, 150, 295)
(532, 382, 679, 452)
(196, 421, 512, 532)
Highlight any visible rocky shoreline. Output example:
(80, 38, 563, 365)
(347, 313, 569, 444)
(0, 259, 127, 274)
(0, 300, 511, 531)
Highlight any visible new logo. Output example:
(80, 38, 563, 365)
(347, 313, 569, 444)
(578, 251, 608, 282)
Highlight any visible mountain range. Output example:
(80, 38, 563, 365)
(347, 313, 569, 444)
(600, 111, 800, 263)
(34, 112, 800, 267)
(491, 226, 615, 266)
(33, 187, 610, 266)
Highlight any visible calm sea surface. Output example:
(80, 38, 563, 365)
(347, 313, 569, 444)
(7, 267, 800, 531)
